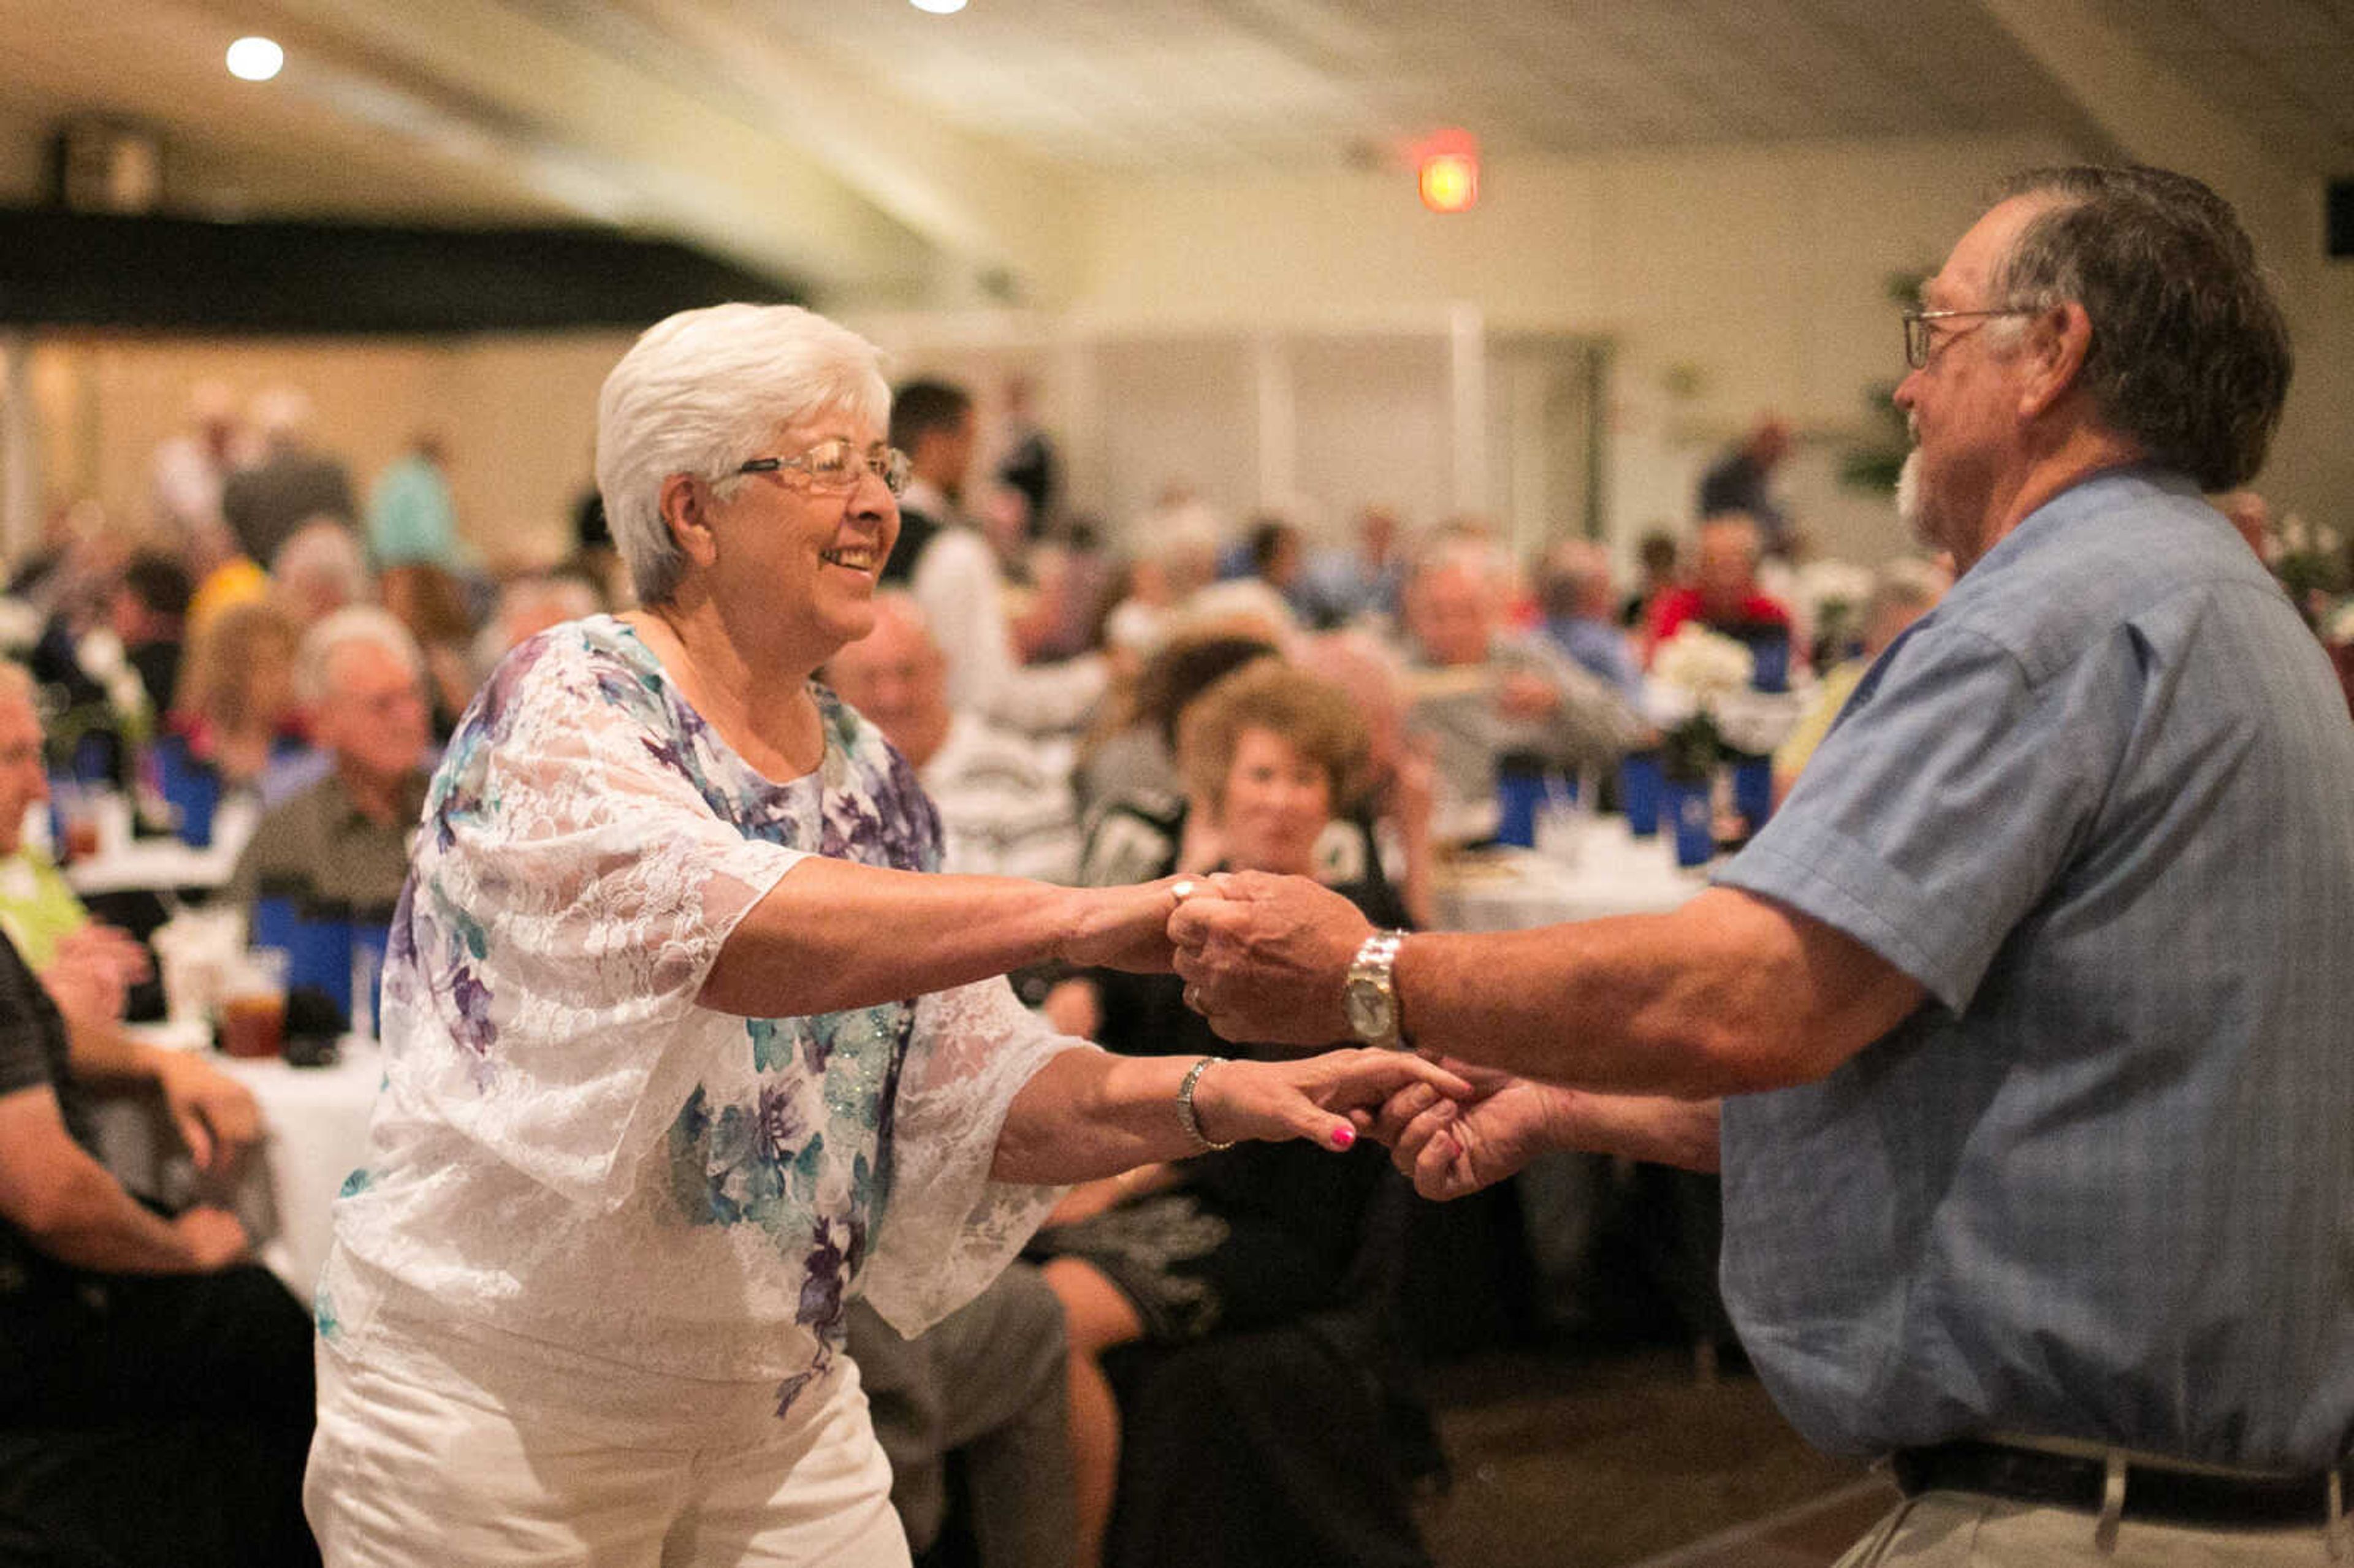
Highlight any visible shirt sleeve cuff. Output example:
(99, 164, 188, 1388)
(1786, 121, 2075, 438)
(1714, 821, 1979, 1014)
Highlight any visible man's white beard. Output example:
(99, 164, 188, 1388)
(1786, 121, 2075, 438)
(1895, 447, 1933, 549)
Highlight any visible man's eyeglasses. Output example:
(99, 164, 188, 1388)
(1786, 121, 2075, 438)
(1902, 306, 2037, 370)
(738, 440, 912, 497)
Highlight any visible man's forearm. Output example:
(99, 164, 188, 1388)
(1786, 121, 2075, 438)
(20, 1157, 205, 1274)
(1395, 889, 1922, 1098)
(63, 1020, 156, 1089)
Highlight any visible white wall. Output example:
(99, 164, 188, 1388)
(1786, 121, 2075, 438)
(21, 330, 631, 569)
(2286, 262, 2354, 537)
(1075, 133, 2354, 568)
(1077, 131, 2099, 567)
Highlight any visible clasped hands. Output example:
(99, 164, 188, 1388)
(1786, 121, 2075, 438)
(1158, 870, 1563, 1202)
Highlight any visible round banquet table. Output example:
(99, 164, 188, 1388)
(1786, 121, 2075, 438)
(1432, 815, 1707, 933)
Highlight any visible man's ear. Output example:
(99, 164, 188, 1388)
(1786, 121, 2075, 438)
(659, 473, 719, 571)
(2016, 300, 2092, 421)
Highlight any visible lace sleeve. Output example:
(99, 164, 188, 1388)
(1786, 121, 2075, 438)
(398, 645, 806, 1211)
(858, 976, 1092, 1336)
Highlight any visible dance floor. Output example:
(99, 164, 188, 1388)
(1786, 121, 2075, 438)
(1417, 1344, 1886, 1568)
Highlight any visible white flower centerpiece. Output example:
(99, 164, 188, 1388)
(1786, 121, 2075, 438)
(72, 628, 156, 747)
(1650, 624, 1755, 783)
(2266, 511, 2348, 629)
(1794, 559, 1875, 664)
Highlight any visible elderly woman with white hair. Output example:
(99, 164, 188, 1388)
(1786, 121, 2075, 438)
(301, 303, 1465, 1568)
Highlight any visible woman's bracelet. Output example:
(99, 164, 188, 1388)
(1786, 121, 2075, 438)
(1176, 1056, 1236, 1153)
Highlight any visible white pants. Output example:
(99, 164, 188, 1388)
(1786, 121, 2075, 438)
(305, 1330, 908, 1568)
(1838, 1492, 2352, 1567)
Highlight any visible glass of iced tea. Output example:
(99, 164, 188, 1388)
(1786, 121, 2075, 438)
(219, 948, 290, 1060)
(51, 782, 101, 864)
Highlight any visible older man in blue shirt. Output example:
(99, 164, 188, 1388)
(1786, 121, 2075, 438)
(1168, 165, 2352, 1565)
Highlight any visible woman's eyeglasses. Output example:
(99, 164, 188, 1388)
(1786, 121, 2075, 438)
(738, 440, 913, 497)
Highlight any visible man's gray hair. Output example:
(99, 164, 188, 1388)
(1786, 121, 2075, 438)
(295, 606, 425, 707)
(1865, 558, 1946, 625)
(1537, 539, 1613, 619)
(271, 519, 370, 603)
(1990, 166, 2292, 491)
(595, 303, 891, 607)
(863, 588, 935, 645)
(1404, 535, 1509, 595)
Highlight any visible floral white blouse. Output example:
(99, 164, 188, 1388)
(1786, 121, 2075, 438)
(315, 615, 1078, 1412)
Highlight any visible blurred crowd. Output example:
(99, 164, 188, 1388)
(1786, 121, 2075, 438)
(4, 370, 2349, 1568)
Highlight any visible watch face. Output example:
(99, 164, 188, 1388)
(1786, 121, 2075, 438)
(1346, 976, 1391, 1038)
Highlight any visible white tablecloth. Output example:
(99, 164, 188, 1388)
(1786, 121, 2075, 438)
(64, 797, 259, 897)
(1433, 816, 1705, 932)
(65, 839, 242, 897)
(91, 1025, 382, 1299)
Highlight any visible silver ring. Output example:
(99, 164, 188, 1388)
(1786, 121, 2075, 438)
(1170, 878, 1199, 905)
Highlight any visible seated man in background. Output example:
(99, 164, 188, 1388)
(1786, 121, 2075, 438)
(226, 606, 432, 916)
(0, 662, 315, 1568)
(1644, 512, 1794, 653)
(0, 664, 259, 1173)
(821, 592, 1079, 1568)
(467, 570, 604, 689)
(826, 593, 1081, 886)
(1398, 541, 1646, 838)
(1537, 538, 1644, 704)
(1298, 503, 1409, 630)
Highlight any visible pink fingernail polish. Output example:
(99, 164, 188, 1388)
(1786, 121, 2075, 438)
(1330, 1125, 1355, 1150)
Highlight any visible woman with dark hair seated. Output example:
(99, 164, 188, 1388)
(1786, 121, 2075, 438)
(1035, 661, 1430, 1568)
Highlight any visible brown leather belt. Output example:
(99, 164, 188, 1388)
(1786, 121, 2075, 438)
(1892, 1440, 2348, 1531)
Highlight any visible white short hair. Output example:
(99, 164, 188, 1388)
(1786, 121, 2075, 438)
(271, 519, 370, 602)
(1865, 557, 1948, 623)
(595, 303, 891, 606)
(496, 573, 603, 630)
(1405, 536, 1508, 597)
(296, 605, 425, 707)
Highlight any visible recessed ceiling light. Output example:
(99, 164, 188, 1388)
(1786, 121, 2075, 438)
(226, 36, 284, 82)
(910, 0, 967, 13)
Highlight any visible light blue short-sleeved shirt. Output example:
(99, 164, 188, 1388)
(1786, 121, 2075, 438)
(1715, 467, 2354, 1467)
